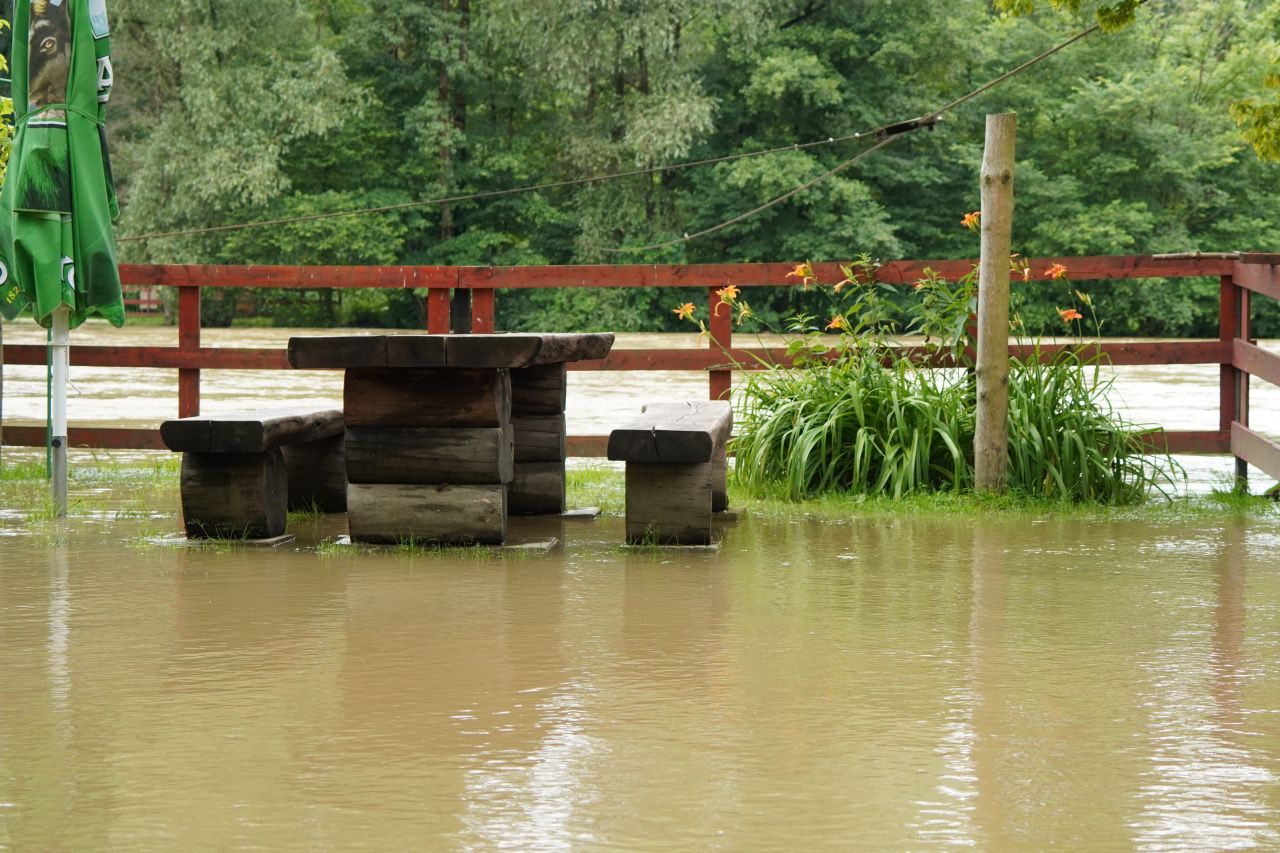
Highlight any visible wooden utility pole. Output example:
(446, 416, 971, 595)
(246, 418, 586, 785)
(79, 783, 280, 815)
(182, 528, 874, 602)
(974, 113, 1016, 492)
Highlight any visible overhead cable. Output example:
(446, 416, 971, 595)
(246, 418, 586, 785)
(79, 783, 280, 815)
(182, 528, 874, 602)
(119, 18, 1105, 247)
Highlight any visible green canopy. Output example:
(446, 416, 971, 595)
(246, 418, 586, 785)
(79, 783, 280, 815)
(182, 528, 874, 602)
(0, 0, 122, 328)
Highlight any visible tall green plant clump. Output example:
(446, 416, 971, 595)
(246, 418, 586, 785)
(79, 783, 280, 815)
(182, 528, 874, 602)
(687, 252, 1180, 505)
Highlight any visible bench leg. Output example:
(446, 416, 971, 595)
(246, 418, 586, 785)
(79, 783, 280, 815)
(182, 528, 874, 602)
(712, 431, 729, 513)
(625, 462, 713, 545)
(180, 449, 287, 539)
(282, 433, 347, 512)
(510, 367, 568, 515)
(508, 460, 565, 515)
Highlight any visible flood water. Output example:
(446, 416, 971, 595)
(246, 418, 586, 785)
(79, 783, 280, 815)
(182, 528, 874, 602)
(3, 324, 1280, 849)
(2, 506, 1280, 850)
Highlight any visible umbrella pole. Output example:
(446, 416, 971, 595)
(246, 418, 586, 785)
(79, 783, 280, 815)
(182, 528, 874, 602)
(51, 306, 69, 517)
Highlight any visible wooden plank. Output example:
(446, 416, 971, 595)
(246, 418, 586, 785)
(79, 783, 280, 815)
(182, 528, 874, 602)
(382, 335, 449, 368)
(1135, 430, 1231, 455)
(1234, 340, 1280, 388)
(160, 409, 344, 453)
(1237, 253, 1280, 265)
(344, 367, 511, 427)
(178, 286, 201, 417)
(0, 426, 168, 450)
(511, 363, 567, 415)
(427, 288, 450, 333)
(512, 415, 566, 462)
(566, 435, 609, 457)
(442, 334, 543, 368)
(1231, 423, 1280, 481)
(508, 460, 566, 515)
(1220, 275, 1239, 433)
(117, 257, 1229, 293)
(3, 344, 287, 369)
(625, 462, 712, 545)
(121, 264, 459, 290)
(472, 288, 495, 334)
(282, 433, 347, 512)
(708, 286, 732, 401)
(344, 425, 514, 484)
(608, 400, 732, 463)
(527, 333, 615, 365)
(1233, 262, 1280, 302)
(288, 335, 389, 369)
(0, 340, 1228, 373)
(180, 449, 288, 539)
(346, 483, 506, 545)
(452, 256, 1230, 290)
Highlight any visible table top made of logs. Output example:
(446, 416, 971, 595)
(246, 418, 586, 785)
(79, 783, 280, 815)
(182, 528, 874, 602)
(287, 333, 615, 370)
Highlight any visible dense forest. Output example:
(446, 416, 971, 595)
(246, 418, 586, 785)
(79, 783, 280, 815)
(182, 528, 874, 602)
(104, 0, 1280, 335)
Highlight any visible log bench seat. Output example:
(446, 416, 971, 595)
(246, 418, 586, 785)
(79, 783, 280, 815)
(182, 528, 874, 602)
(160, 409, 346, 539)
(607, 400, 732, 545)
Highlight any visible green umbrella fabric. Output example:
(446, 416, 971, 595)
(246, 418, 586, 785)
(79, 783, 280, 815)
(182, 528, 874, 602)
(0, 0, 121, 329)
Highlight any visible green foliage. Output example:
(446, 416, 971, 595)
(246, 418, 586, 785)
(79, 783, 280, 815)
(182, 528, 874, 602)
(105, 0, 1280, 334)
(726, 266, 1180, 505)
(1005, 347, 1180, 502)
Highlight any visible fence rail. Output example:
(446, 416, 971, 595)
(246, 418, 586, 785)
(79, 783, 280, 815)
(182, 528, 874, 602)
(1, 254, 1278, 484)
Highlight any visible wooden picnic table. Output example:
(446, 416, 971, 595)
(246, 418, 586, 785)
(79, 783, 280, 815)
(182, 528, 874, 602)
(287, 332, 614, 544)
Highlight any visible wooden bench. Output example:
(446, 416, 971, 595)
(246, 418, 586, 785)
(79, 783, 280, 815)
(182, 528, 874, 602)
(160, 409, 346, 539)
(607, 400, 732, 545)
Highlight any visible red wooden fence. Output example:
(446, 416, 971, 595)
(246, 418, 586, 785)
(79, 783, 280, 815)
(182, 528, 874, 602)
(2, 254, 1278, 483)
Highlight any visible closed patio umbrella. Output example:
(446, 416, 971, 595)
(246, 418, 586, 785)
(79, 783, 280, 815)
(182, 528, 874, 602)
(0, 0, 122, 514)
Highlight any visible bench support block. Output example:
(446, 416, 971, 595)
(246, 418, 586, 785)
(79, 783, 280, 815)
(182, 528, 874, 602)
(625, 462, 713, 545)
(181, 450, 288, 539)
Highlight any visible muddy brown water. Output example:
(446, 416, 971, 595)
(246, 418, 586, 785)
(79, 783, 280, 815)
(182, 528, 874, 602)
(2, 325, 1280, 849)
(2, 510, 1280, 850)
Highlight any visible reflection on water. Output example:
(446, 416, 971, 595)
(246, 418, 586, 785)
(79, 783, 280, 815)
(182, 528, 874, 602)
(2, 510, 1280, 850)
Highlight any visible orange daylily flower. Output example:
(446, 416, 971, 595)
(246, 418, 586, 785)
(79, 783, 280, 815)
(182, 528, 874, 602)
(716, 284, 740, 302)
(826, 314, 849, 331)
(1046, 263, 1069, 280)
(1059, 307, 1083, 323)
(961, 210, 981, 231)
(674, 302, 696, 321)
(786, 261, 817, 290)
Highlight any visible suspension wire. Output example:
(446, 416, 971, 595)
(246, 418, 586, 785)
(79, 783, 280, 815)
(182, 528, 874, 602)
(594, 21, 1104, 254)
(593, 132, 907, 254)
(117, 131, 886, 244)
(119, 17, 1105, 247)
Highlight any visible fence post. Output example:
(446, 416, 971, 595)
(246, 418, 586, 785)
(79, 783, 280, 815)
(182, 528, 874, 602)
(177, 286, 200, 417)
(1219, 274, 1244, 487)
(427, 288, 450, 333)
(974, 113, 1016, 492)
(1237, 285, 1252, 488)
(708, 287, 732, 400)
(472, 288, 495, 333)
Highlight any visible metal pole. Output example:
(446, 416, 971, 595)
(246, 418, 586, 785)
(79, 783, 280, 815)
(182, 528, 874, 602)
(974, 113, 1016, 492)
(0, 315, 5, 470)
(51, 306, 69, 516)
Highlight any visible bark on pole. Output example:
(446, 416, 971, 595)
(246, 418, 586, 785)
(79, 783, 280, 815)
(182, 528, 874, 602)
(975, 113, 1016, 492)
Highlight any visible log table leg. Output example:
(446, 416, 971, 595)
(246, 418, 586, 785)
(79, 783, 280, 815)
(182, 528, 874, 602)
(509, 364, 568, 515)
(342, 366, 514, 544)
